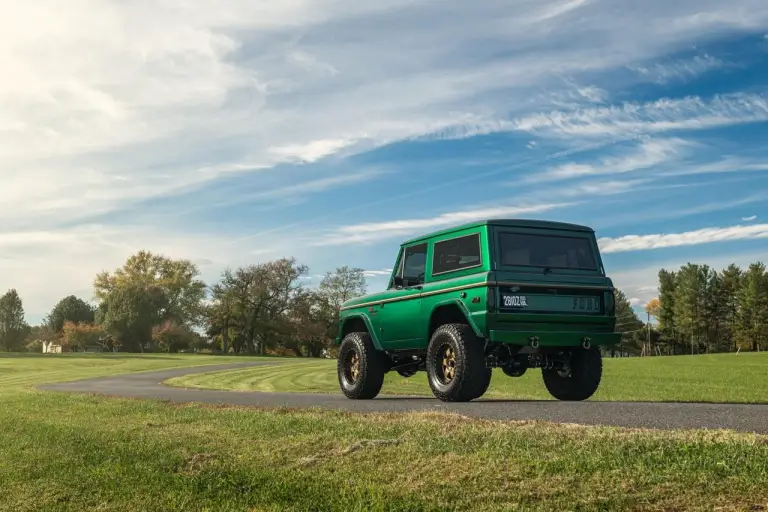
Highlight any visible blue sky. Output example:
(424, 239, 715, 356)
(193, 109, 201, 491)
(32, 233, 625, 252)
(2, 0, 768, 322)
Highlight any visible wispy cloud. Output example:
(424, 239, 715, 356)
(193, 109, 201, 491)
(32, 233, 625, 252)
(363, 269, 393, 278)
(628, 54, 723, 84)
(221, 170, 383, 208)
(598, 223, 768, 253)
(532, 138, 688, 181)
(269, 138, 358, 163)
(533, 0, 590, 22)
(513, 93, 768, 138)
(313, 203, 573, 246)
(660, 157, 768, 177)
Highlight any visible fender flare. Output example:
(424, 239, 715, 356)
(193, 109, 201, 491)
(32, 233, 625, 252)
(338, 314, 384, 350)
(428, 299, 484, 339)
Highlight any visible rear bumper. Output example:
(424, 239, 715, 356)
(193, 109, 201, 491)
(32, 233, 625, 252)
(488, 330, 621, 347)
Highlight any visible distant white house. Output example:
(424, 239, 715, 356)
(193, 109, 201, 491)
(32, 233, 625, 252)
(42, 341, 62, 353)
(41, 341, 105, 353)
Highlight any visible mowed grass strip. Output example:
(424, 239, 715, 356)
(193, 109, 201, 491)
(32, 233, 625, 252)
(2, 389, 768, 511)
(0, 352, 276, 391)
(167, 351, 768, 403)
(2, 354, 768, 511)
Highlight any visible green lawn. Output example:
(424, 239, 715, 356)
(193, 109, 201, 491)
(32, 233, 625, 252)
(167, 351, 768, 403)
(1, 353, 767, 511)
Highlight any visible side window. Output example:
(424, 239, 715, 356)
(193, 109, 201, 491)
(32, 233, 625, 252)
(432, 233, 482, 275)
(400, 243, 428, 287)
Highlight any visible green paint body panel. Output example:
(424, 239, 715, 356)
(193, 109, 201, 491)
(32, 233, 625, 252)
(337, 219, 620, 351)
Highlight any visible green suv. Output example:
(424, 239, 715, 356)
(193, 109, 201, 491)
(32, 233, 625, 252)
(335, 219, 620, 402)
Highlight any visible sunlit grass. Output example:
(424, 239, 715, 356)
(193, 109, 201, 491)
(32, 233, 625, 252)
(1, 353, 767, 510)
(167, 351, 768, 403)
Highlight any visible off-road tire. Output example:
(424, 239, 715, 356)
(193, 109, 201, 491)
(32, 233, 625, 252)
(426, 323, 487, 402)
(470, 368, 493, 400)
(542, 347, 602, 401)
(337, 332, 387, 399)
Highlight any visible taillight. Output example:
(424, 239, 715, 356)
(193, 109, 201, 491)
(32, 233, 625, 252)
(486, 285, 496, 312)
(604, 291, 615, 316)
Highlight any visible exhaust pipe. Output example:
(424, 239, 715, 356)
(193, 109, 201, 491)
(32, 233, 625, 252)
(581, 337, 591, 350)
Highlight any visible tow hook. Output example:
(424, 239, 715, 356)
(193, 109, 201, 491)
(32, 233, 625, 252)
(529, 336, 540, 348)
(581, 337, 591, 350)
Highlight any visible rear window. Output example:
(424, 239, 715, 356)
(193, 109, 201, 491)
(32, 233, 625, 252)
(498, 232, 597, 271)
(432, 234, 481, 275)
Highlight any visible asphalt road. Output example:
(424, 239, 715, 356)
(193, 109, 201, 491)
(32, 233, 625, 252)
(39, 362, 768, 434)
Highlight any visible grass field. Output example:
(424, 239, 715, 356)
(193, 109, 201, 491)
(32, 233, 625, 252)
(167, 351, 768, 403)
(1, 353, 768, 511)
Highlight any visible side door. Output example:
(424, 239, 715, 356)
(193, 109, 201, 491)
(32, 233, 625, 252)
(379, 242, 427, 349)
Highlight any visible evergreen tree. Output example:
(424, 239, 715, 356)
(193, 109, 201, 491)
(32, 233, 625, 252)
(734, 262, 768, 352)
(0, 289, 30, 352)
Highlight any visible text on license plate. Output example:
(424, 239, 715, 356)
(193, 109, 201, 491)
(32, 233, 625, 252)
(501, 294, 601, 311)
(502, 295, 528, 307)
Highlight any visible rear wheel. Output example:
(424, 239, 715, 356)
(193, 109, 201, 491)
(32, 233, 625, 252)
(337, 332, 387, 399)
(542, 347, 602, 401)
(426, 324, 487, 402)
(470, 368, 492, 400)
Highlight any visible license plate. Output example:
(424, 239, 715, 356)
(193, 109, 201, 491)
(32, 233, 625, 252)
(500, 293, 601, 313)
(502, 295, 528, 307)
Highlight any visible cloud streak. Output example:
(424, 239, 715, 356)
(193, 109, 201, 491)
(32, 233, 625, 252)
(513, 93, 768, 138)
(314, 203, 573, 246)
(598, 223, 768, 253)
(628, 54, 723, 84)
(533, 138, 689, 181)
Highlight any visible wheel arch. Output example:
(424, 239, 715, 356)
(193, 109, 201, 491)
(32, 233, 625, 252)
(337, 314, 383, 350)
(427, 300, 483, 341)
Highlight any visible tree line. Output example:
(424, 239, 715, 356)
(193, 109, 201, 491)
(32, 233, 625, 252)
(650, 262, 768, 355)
(0, 250, 365, 356)
(0, 251, 765, 356)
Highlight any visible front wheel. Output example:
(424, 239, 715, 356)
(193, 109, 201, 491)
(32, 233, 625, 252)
(542, 347, 602, 401)
(337, 332, 387, 399)
(426, 324, 487, 402)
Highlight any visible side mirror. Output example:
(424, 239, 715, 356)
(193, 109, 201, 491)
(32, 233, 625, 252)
(393, 276, 404, 289)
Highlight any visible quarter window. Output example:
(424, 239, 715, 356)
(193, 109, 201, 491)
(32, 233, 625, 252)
(432, 234, 482, 275)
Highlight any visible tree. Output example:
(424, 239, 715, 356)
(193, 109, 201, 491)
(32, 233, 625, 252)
(151, 321, 195, 353)
(314, 266, 368, 355)
(61, 321, 104, 351)
(672, 263, 713, 354)
(94, 250, 206, 327)
(0, 289, 30, 352)
(99, 283, 167, 352)
(210, 258, 309, 355)
(94, 251, 207, 352)
(734, 262, 768, 352)
(318, 266, 367, 312)
(205, 274, 238, 354)
(46, 295, 95, 332)
(613, 288, 644, 356)
(718, 264, 743, 352)
(657, 269, 679, 352)
(285, 289, 328, 357)
(645, 298, 660, 320)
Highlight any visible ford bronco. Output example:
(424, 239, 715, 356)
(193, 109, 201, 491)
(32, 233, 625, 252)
(335, 219, 620, 402)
